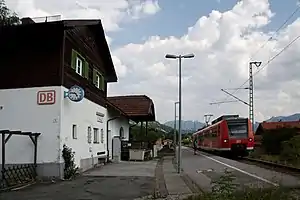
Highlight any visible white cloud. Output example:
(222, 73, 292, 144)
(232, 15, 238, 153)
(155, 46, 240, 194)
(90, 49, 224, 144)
(6, 0, 161, 32)
(109, 0, 300, 123)
(7, 0, 300, 123)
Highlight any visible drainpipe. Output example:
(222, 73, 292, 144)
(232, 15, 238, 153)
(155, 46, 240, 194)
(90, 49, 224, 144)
(106, 116, 121, 162)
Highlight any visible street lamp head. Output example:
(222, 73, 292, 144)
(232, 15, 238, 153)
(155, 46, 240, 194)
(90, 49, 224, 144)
(165, 54, 178, 59)
(182, 53, 195, 59)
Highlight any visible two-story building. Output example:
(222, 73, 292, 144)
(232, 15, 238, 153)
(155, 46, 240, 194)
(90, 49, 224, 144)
(0, 17, 155, 179)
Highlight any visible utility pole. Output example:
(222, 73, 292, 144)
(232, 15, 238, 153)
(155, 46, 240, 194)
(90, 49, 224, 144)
(249, 61, 262, 133)
(209, 62, 262, 135)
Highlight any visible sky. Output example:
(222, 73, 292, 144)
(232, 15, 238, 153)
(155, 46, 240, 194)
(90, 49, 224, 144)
(6, 0, 300, 123)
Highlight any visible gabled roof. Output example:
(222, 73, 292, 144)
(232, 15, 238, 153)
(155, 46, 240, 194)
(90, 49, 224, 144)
(107, 95, 156, 122)
(18, 17, 117, 82)
(256, 121, 300, 135)
(259, 121, 300, 130)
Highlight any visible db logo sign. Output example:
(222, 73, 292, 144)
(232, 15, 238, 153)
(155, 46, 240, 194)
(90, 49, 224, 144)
(37, 90, 56, 105)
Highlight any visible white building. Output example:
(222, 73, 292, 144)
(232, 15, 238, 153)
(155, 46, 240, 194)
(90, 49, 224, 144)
(0, 17, 155, 179)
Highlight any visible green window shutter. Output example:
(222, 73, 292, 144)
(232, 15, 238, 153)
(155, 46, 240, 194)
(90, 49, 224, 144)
(84, 61, 89, 79)
(71, 49, 77, 69)
(93, 69, 98, 86)
(101, 75, 105, 90)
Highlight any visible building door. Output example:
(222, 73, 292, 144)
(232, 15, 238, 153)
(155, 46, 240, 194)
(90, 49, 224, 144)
(112, 136, 121, 162)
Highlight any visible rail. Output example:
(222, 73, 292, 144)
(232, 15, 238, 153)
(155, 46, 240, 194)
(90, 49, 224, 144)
(243, 157, 300, 173)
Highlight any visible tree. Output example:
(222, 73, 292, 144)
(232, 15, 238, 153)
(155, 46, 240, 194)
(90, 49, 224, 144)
(261, 127, 299, 155)
(0, 0, 20, 25)
(280, 135, 300, 165)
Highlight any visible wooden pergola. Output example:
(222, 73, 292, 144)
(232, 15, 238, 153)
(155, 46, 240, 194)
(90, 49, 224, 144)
(0, 130, 41, 180)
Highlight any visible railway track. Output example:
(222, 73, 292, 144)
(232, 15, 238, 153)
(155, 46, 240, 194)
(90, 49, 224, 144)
(185, 146, 300, 176)
(240, 157, 300, 176)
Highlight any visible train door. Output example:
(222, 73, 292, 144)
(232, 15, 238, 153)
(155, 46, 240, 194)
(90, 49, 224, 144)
(211, 127, 218, 149)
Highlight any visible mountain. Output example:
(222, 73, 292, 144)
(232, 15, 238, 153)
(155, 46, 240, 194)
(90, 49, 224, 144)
(164, 120, 206, 133)
(265, 113, 300, 122)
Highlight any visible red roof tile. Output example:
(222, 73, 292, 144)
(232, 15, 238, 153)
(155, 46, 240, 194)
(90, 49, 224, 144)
(256, 121, 300, 135)
(260, 121, 300, 130)
(107, 95, 155, 121)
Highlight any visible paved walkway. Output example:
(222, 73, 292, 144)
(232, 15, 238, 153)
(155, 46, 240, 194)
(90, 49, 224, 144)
(0, 157, 196, 200)
(163, 156, 191, 195)
(0, 160, 157, 200)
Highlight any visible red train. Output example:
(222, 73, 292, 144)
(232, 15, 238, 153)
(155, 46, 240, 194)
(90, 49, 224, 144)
(192, 115, 254, 157)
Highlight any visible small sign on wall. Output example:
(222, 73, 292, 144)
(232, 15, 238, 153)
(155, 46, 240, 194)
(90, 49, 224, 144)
(96, 112, 104, 123)
(37, 90, 56, 105)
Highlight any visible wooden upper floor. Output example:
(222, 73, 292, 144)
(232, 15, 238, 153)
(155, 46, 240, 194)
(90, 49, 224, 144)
(0, 17, 117, 107)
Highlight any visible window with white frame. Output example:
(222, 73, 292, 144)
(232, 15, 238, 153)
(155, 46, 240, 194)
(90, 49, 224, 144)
(76, 57, 83, 75)
(101, 129, 104, 143)
(95, 74, 100, 88)
(93, 128, 99, 143)
(72, 124, 77, 139)
(87, 126, 92, 143)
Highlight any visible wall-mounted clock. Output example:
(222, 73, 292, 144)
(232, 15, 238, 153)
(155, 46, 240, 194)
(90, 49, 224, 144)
(67, 85, 85, 102)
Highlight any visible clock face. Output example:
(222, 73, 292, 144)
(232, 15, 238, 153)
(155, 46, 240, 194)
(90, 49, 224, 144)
(68, 86, 84, 102)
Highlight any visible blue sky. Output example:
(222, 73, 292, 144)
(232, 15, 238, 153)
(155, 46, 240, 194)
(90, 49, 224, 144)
(109, 0, 299, 49)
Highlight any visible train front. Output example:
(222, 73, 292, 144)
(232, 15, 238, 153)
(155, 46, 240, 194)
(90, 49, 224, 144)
(224, 117, 254, 157)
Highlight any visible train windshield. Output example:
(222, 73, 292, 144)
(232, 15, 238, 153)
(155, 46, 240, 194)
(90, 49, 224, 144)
(227, 119, 248, 138)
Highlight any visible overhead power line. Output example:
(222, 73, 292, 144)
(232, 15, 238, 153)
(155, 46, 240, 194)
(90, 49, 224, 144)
(235, 34, 300, 89)
(215, 5, 300, 104)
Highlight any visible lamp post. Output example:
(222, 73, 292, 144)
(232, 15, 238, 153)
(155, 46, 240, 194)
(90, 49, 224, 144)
(174, 101, 179, 165)
(165, 53, 195, 174)
(174, 101, 179, 146)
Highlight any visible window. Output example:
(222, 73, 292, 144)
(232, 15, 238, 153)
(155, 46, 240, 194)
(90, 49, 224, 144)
(72, 124, 77, 139)
(87, 126, 92, 143)
(93, 69, 105, 90)
(95, 74, 100, 88)
(101, 129, 104, 143)
(71, 49, 89, 79)
(76, 57, 83, 75)
(93, 128, 99, 143)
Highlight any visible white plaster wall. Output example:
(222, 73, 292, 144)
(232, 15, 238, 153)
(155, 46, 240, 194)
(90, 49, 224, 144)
(0, 87, 62, 164)
(60, 86, 107, 167)
(107, 109, 129, 160)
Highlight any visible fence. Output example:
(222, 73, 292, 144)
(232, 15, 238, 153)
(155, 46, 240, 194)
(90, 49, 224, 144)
(0, 130, 40, 190)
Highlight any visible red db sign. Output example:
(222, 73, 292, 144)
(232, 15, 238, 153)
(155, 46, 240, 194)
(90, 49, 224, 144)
(37, 90, 56, 105)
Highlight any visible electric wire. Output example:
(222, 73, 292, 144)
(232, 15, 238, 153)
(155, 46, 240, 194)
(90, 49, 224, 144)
(211, 5, 300, 105)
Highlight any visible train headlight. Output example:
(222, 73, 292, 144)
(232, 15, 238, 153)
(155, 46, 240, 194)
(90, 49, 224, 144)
(249, 138, 253, 142)
(223, 139, 228, 143)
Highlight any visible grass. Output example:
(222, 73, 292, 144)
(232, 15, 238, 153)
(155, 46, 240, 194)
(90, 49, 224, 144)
(183, 169, 300, 200)
(249, 148, 300, 167)
(185, 187, 300, 200)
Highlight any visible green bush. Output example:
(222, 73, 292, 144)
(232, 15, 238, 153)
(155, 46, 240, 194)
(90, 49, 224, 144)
(182, 138, 191, 145)
(261, 128, 299, 155)
(62, 144, 79, 179)
(280, 135, 300, 165)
